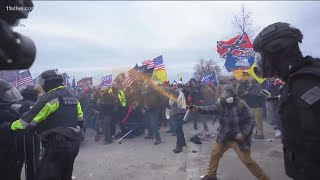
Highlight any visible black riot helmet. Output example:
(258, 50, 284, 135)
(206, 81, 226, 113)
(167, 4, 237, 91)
(0, 0, 36, 70)
(0, 0, 34, 26)
(0, 79, 23, 103)
(35, 69, 63, 92)
(253, 22, 304, 79)
(21, 85, 37, 102)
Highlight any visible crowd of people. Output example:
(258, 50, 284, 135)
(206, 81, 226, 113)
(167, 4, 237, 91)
(76, 76, 283, 149)
(1, 20, 319, 180)
(0, 68, 284, 180)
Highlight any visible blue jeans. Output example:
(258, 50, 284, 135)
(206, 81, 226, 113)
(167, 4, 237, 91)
(172, 114, 186, 146)
(169, 118, 174, 132)
(145, 108, 161, 141)
(192, 113, 208, 130)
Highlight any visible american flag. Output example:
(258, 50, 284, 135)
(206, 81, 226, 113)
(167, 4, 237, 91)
(142, 60, 155, 69)
(123, 75, 133, 88)
(153, 55, 165, 70)
(12, 70, 34, 87)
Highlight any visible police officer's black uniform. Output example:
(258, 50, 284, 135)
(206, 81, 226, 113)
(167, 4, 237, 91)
(10, 70, 84, 180)
(98, 91, 116, 144)
(0, 79, 25, 180)
(253, 22, 320, 180)
(20, 85, 41, 180)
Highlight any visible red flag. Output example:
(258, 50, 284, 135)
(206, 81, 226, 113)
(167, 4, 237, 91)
(217, 33, 253, 58)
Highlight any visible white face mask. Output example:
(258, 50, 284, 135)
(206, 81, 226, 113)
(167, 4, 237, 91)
(226, 97, 234, 104)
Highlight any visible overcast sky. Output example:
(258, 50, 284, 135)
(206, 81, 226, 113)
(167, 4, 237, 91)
(14, 1, 320, 85)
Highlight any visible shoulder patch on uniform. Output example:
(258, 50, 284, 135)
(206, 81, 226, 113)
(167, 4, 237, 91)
(301, 86, 320, 105)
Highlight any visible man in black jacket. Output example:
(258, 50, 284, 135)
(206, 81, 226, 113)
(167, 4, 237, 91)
(98, 90, 116, 144)
(188, 79, 208, 131)
(240, 79, 265, 139)
(143, 86, 162, 145)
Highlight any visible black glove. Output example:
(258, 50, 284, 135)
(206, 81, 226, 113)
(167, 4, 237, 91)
(0, 121, 12, 132)
(188, 105, 197, 112)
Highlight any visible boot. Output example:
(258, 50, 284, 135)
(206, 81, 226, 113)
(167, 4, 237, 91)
(95, 135, 100, 141)
(166, 130, 174, 133)
(145, 135, 154, 139)
(154, 140, 162, 145)
(201, 175, 218, 180)
(103, 140, 112, 145)
(173, 145, 183, 153)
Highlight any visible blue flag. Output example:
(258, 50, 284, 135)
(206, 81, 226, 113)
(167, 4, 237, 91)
(101, 75, 112, 87)
(224, 54, 255, 72)
(201, 71, 218, 85)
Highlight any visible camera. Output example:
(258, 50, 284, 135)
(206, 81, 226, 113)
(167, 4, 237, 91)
(0, 0, 36, 70)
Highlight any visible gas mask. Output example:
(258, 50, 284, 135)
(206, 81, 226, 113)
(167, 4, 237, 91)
(220, 90, 235, 104)
(226, 97, 234, 104)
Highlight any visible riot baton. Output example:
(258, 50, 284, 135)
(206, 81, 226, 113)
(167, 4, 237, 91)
(116, 130, 133, 143)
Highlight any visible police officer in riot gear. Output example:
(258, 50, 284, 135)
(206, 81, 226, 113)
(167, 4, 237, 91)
(253, 22, 320, 180)
(0, 79, 25, 180)
(21, 85, 38, 102)
(20, 85, 41, 180)
(9, 70, 84, 180)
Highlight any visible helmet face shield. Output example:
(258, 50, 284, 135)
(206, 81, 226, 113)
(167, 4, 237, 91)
(254, 52, 265, 78)
(35, 77, 45, 88)
(254, 52, 275, 78)
(3, 86, 23, 102)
